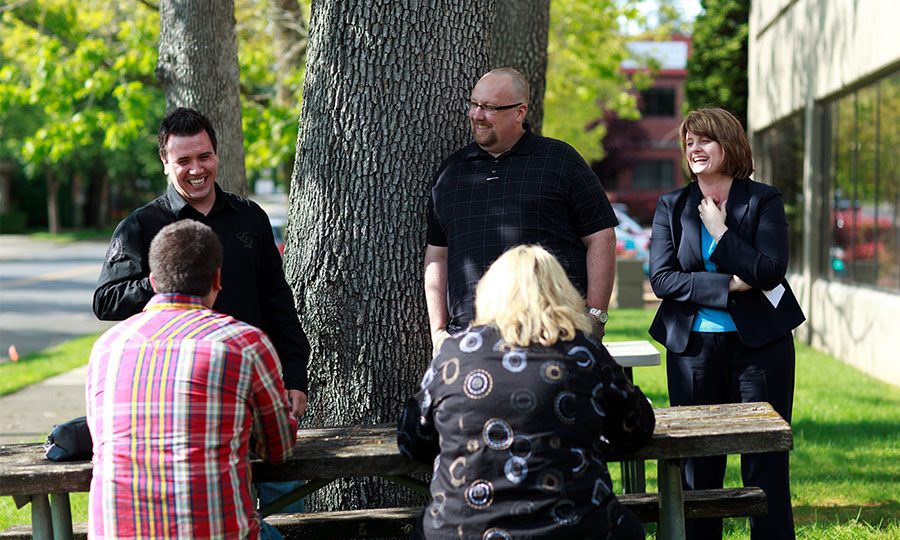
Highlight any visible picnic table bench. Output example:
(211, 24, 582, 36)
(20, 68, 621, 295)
(0, 401, 791, 540)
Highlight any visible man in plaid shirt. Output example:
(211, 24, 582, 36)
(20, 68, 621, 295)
(86, 220, 297, 539)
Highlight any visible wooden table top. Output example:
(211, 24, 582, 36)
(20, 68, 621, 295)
(0, 402, 791, 496)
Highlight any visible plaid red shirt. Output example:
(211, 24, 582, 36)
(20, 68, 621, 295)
(86, 293, 297, 539)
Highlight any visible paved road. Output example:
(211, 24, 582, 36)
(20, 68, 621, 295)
(0, 236, 118, 443)
(0, 235, 115, 363)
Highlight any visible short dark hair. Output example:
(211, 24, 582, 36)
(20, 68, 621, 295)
(680, 108, 754, 180)
(158, 107, 218, 158)
(149, 220, 223, 297)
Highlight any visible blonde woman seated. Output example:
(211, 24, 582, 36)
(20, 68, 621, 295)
(399, 245, 655, 540)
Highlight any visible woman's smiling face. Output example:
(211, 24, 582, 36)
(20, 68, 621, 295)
(684, 130, 725, 179)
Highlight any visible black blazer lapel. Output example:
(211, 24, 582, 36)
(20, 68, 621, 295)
(725, 178, 751, 232)
(678, 182, 704, 271)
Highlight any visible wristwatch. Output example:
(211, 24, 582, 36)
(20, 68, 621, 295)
(588, 308, 608, 324)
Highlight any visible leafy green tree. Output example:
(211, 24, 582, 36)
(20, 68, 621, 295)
(1, 1, 166, 232)
(684, 0, 749, 126)
(236, 0, 309, 188)
(543, 0, 654, 162)
(1, 0, 311, 231)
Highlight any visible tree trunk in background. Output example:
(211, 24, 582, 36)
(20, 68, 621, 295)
(44, 165, 60, 234)
(490, 0, 550, 133)
(284, 0, 495, 511)
(156, 0, 247, 195)
(270, 0, 308, 186)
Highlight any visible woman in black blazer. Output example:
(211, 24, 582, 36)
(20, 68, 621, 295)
(648, 108, 805, 540)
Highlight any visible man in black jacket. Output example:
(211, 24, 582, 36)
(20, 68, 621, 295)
(93, 107, 309, 417)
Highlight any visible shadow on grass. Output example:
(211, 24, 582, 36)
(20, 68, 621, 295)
(790, 418, 900, 483)
(793, 501, 900, 527)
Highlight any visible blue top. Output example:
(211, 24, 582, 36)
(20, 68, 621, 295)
(692, 226, 737, 332)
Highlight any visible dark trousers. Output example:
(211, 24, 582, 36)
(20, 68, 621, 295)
(667, 331, 796, 540)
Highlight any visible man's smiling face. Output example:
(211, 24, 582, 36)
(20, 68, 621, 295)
(161, 131, 219, 210)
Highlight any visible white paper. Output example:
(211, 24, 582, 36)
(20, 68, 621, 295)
(763, 283, 785, 308)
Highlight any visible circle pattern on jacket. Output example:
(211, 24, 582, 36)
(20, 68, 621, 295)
(551, 499, 578, 525)
(568, 346, 596, 369)
(483, 418, 514, 450)
(540, 360, 566, 383)
(483, 528, 512, 540)
(554, 391, 577, 424)
(590, 383, 607, 417)
(502, 350, 527, 372)
(504, 456, 529, 484)
(464, 369, 493, 399)
(510, 389, 537, 412)
(466, 479, 494, 509)
(538, 469, 562, 492)
(509, 434, 534, 459)
(460, 331, 484, 352)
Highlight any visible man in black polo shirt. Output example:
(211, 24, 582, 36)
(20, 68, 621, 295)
(93, 108, 309, 418)
(425, 68, 618, 346)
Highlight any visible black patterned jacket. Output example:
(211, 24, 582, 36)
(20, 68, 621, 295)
(398, 326, 655, 539)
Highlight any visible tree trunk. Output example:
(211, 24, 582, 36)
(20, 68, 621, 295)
(490, 0, 550, 133)
(71, 172, 85, 229)
(44, 165, 60, 234)
(284, 0, 496, 511)
(270, 0, 308, 186)
(156, 0, 247, 195)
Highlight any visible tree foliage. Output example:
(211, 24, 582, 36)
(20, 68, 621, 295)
(543, 0, 675, 163)
(1, 0, 310, 230)
(684, 0, 749, 126)
(1, 1, 165, 230)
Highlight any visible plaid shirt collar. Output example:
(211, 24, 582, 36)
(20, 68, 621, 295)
(143, 292, 208, 312)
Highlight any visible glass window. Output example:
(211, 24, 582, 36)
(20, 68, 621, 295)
(632, 159, 675, 190)
(826, 72, 900, 291)
(877, 74, 900, 290)
(754, 113, 804, 272)
(640, 87, 676, 116)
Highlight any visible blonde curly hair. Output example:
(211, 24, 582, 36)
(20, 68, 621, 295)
(473, 245, 592, 347)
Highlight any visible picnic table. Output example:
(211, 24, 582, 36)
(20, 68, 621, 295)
(0, 401, 792, 540)
(605, 339, 662, 493)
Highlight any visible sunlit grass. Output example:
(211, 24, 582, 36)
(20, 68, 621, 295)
(0, 333, 101, 397)
(605, 308, 900, 539)
(2, 308, 898, 537)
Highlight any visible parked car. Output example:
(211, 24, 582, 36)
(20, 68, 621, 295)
(613, 204, 651, 273)
(270, 216, 286, 256)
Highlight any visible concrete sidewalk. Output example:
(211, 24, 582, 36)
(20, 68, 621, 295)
(0, 364, 88, 445)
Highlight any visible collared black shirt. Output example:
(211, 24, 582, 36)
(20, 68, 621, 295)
(427, 127, 618, 331)
(93, 183, 309, 392)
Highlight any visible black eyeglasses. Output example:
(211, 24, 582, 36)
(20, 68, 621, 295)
(467, 100, 522, 114)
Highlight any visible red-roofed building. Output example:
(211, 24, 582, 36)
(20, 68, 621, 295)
(594, 34, 692, 224)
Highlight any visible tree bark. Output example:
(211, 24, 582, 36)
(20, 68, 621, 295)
(284, 0, 496, 511)
(156, 0, 247, 195)
(270, 0, 308, 185)
(44, 165, 60, 234)
(490, 0, 550, 133)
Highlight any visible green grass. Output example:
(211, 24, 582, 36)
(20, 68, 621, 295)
(2, 308, 898, 537)
(0, 333, 101, 397)
(604, 309, 900, 539)
(27, 227, 115, 242)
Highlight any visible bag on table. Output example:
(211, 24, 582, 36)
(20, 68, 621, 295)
(43, 416, 92, 461)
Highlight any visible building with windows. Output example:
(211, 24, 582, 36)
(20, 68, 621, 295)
(595, 35, 692, 224)
(749, 0, 900, 387)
